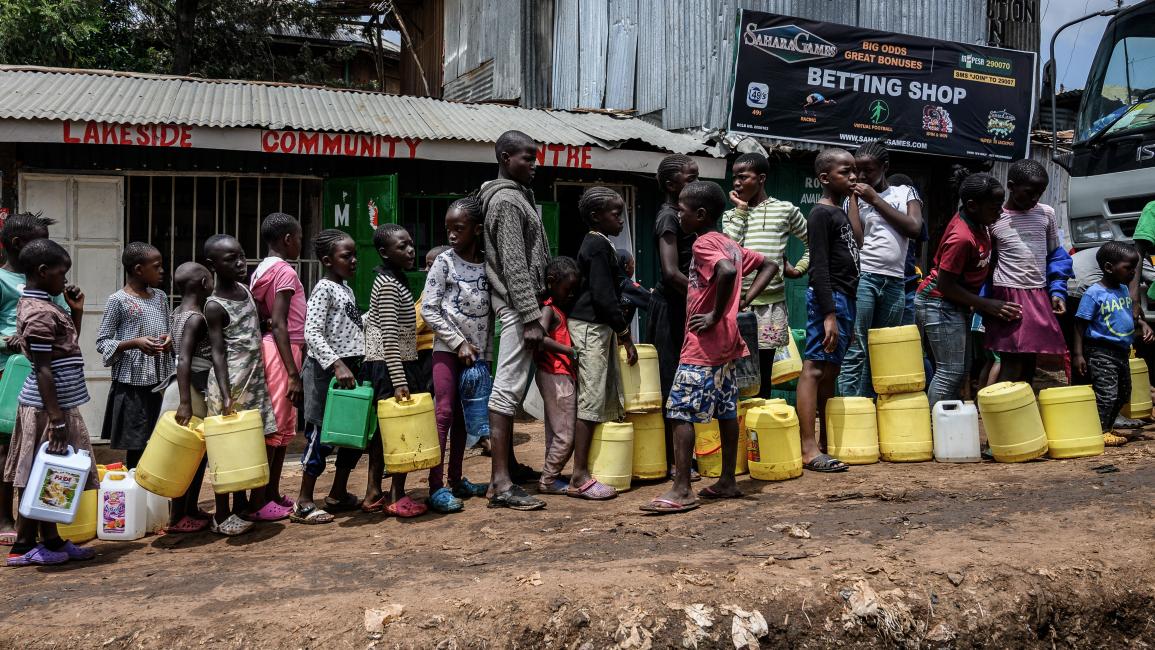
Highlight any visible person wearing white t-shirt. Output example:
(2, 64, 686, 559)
(836, 139, 924, 398)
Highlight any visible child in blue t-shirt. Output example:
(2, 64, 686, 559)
(1073, 242, 1154, 444)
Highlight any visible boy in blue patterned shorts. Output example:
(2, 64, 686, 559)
(642, 181, 776, 514)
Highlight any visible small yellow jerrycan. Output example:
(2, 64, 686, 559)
(736, 398, 767, 475)
(747, 404, 802, 481)
(136, 412, 206, 498)
(868, 325, 926, 395)
(628, 412, 666, 480)
(1038, 386, 1105, 459)
(590, 421, 634, 492)
(378, 393, 439, 474)
(825, 397, 879, 464)
(619, 344, 662, 412)
(694, 420, 723, 478)
(976, 382, 1048, 462)
(56, 464, 106, 544)
(770, 334, 803, 386)
(203, 410, 269, 494)
(876, 392, 933, 462)
(1125, 357, 1152, 419)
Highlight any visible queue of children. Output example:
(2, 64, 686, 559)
(4, 129, 1152, 564)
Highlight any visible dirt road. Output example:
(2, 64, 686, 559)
(3, 423, 1153, 648)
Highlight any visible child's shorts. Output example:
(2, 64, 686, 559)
(804, 288, 855, 364)
(665, 362, 738, 424)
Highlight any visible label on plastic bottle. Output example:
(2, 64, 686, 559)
(36, 468, 80, 511)
(747, 430, 761, 462)
(102, 491, 127, 533)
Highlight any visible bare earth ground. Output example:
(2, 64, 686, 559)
(2, 421, 1154, 649)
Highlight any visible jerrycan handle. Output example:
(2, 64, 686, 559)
(328, 378, 371, 392)
(36, 441, 76, 458)
(938, 400, 962, 412)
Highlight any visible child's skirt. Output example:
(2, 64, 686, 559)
(984, 286, 1066, 355)
(3, 406, 98, 490)
(102, 381, 164, 451)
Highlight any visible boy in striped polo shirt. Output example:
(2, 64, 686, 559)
(723, 152, 810, 397)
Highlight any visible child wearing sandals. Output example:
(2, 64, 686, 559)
(203, 234, 276, 536)
(158, 262, 216, 534)
(293, 230, 366, 524)
(566, 187, 638, 502)
(358, 223, 427, 518)
(5, 239, 96, 566)
(535, 256, 580, 495)
(421, 199, 491, 514)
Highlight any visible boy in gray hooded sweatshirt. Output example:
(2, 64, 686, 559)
(480, 130, 550, 511)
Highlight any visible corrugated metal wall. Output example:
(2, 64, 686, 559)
(634, 0, 664, 115)
(442, 0, 522, 101)
(578, 0, 610, 108)
(605, 0, 639, 110)
(552, 0, 580, 109)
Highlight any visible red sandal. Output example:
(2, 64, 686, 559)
(385, 496, 427, 518)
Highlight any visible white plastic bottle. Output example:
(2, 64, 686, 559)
(932, 400, 981, 463)
(98, 469, 149, 541)
(18, 442, 92, 524)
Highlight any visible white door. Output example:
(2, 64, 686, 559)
(19, 173, 124, 439)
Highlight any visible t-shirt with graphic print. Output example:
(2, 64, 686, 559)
(1076, 282, 1135, 350)
(680, 232, 765, 367)
(807, 204, 860, 316)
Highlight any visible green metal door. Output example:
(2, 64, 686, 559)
(322, 175, 399, 310)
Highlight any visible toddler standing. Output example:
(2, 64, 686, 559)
(96, 242, 174, 469)
(535, 256, 580, 495)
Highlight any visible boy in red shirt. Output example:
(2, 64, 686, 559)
(643, 181, 777, 514)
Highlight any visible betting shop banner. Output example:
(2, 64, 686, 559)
(727, 10, 1037, 161)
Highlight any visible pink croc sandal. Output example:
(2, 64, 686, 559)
(385, 496, 427, 518)
(165, 516, 210, 534)
(247, 501, 292, 522)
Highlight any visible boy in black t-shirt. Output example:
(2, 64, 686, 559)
(797, 148, 862, 474)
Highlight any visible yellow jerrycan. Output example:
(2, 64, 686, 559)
(56, 464, 107, 544)
(735, 398, 767, 475)
(619, 344, 662, 412)
(628, 412, 666, 480)
(976, 382, 1048, 462)
(1125, 357, 1152, 419)
(136, 412, 206, 498)
(770, 333, 803, 385)
(378, 393, 440, 473)
(747, 404, 802, 481)
(868, 325, 926, 395)
(694, 420, 723, 478)
(203, 410, 269, 494)
(826, 397, 879, 464)
(590, 421, 634, 492)
(1038, 386, 1105, 459)
(876, 392, 933, 462)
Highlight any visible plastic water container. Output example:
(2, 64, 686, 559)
(98, 470, 148, 541)
(628, 412, 666, 480)
(736, 398, 767, 475)
(770, 333, 803, 386)
(746, 404, 802, 481)
(589, 421, 634, 492)
(977, 382, 1049, 463)
(736, 312, 761, 398)
(320, 379, 376, 449)
(932, 401, 981, 463)
(57, 489, 98, 543)
(694, 420, 723, 477)
(459, 361, 492, 448)
(146, 489, 169, 533)
(18, 442, 93, 524)
(378, 393, 439, 473)
(876, 392, 933, 462)
(825, 397, 879, 464)
(0, 354, 32, 440)
(1038, 386, 1105, 459)
(136, 412, 206, 498)
(868, 325, 926, 394)
(1125, 357, 1152, 420)
(203, 409, 269, 494)
(619, 344, 662, 412)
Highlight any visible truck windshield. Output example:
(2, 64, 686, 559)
(1076, 6, 1155, 142)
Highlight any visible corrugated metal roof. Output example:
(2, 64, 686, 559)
(0, 66, 716, 155)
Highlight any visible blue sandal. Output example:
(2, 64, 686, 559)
(451, 478, 488, 499)
(428, 487, 464, 514)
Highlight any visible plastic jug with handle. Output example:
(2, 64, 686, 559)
(825, 397, 879, 464)
(628, 412, 666, 480)
(876, 392, 933, 462)
(735, 398, 767, 475)
(694, 420, 723, 477)
(977, 382, 1048, 462)
(747, 404, 802, 481)
(136, 412, 206, 498)
(932, 401, 980, 463)
(202, 409, 269, 494)
(378, 393, 440, 473)
(736, 312, 761, 398)
(320, 379, 376, 449)
(770, 333, 803, 386)
(589, 421, 634, 492)
(619, 344, 662, 412)
(98, 469, 148, 541)
(868, 325, 926, 394)
(0, 354, 32, 442)
(1038, 386, 1105, 459)
(18, 442, 93, 524)
(1125, 357, 1152, 419)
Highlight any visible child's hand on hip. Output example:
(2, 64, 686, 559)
(394, 387, 410, 402)
(822, 313, 840, 353)
(688, 313, 716, 332)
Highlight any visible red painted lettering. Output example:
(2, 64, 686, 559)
(343, 135, 357, 157)
(282, 131, 298, 153)
(359, 135, 374, 157)
(159, 125, 179, 147)
(63, 122, 80, 144)
(536, 146, 547, 166)
(262, 130, 279, 152)
(322, 133, 342, 155)
(548, 144, 565, 166)
(137, 125, 150, 146)
(565, 145, 580, 167)
(405, 138, 421, 159)
(385, 137, 398, 158)
(580, 146, 592, 169)
(178, 126, 192, 148)
(83, 122, 100, 145)
(101, 123, 118, 144)
(298, 132, 319, 154)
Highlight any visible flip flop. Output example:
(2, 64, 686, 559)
(640, 498, 700, 515)
(489, 485, 545, 511)
(165, 515, 210, 534)
(803, 453, 849, 473)
(0, 530, 15, 546)
(290, 504, 335, 524)
(276, 494, 294, 509)
(247, 500, 292, 522)
(325, 492, 362, 512)
(361, 495, 389, 513)
(386, 496, 428, 518)
(566, 479, 617, 501)
(698, 485, 743, 499)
